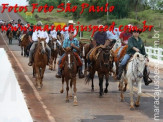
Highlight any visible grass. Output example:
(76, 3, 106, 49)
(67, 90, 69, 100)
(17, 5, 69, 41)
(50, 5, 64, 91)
(19, 8, 163, 48)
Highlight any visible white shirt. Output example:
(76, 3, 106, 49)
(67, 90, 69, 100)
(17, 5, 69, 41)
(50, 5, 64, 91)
(32, 30, 49, 43)
(50, 30, 57, 39)
(61, 26, 77, 39)
(106, 28, 120, 40)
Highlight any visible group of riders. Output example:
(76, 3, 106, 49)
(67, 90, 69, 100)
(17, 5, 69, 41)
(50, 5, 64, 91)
(0, 19, 153, 86)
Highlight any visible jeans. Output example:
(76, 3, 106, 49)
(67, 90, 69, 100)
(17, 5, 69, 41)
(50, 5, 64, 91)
(120, 54, 130, 66)
(29, 42, 37, 62)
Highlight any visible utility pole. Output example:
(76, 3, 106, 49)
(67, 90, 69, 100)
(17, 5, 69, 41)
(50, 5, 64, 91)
(107, 0, 108, 22)
(65, 0, 66, 9)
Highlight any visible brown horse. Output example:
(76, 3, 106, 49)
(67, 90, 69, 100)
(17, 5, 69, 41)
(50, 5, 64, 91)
(33, 37, 48, 89)
(85, 47, 112, 96)
(8, 30, 13, 44)
(48, 38, 58, 70)
(20, 34, 31, 57)
(79, 39, 93, 76)
(60, 48, 78, 105)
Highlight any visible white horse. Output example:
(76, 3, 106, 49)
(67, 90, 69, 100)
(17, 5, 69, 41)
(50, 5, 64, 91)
(112, 39, 121, 51)
(119, 52, 147, 109)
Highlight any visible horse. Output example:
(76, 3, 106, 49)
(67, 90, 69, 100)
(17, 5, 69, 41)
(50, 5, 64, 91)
(79, 39, 93, 76)
(119, 52, 146, 109)
(16, 30, 21, 40)
(33, 37, 48, 89)
(112, 39, 121, 51)
(48, 38, 58, 70)
(60, 47, 78, 106)
(85, 46, 112, 96)
(8, 30, 13, 45)
(20, 34, 31, 57)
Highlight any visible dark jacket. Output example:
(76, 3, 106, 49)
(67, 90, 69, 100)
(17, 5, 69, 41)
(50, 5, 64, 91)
(127, 36, 147, 56)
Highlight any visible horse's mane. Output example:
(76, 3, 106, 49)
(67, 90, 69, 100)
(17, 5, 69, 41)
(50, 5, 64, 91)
(132, 52, 145, 61)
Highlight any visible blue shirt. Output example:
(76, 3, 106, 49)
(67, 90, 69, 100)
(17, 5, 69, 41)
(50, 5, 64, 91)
(106, 28, 120, 40)
(62, 37, 79, 52)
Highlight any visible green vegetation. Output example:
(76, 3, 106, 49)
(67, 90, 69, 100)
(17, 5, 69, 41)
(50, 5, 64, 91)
(19, 0, 163, 47)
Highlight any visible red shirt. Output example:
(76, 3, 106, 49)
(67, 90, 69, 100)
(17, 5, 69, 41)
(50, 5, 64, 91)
(119, 31, 132, 46)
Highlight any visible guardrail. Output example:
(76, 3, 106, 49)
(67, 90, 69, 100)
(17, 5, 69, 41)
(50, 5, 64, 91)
(145, 46, 163, 61)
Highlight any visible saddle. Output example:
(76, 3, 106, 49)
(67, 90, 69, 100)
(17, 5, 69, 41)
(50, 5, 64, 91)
(87, 45, 104, 61)
(114, 45, 128, 62)
(59, 52, 83, 69)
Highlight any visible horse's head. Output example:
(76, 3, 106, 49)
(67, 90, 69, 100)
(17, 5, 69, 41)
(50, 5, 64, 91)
(132, 52, 146, 78)
(50, 38, 57, 50)
(38, 37, 47, 54)
(99, 47, 111, 67)
(65, 47, 76, 69)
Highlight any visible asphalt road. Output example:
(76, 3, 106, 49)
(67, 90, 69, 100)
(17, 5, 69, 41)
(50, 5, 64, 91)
(0, 7, 163, 122)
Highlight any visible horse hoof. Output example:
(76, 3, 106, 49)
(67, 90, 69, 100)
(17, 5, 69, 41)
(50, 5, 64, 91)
(120, 99, 124, 102)
(69, 95, 73, 99)
(60, 89, 64, 93)
(104, 89, 108, 93)
(73, 101, 78, 106)
(123, 88, 127, 92)
(130, 106, 135, 110)
(37, 86, 41, 89)
(91, 89, 94, 92)
(66, 99, 69, 103)
(134, 103, 140, 107)
(99, 93, 103, 97)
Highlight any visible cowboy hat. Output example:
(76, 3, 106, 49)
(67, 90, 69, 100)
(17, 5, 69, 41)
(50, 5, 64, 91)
(37, 21, 43, 26)
(68, 20, 76, 24)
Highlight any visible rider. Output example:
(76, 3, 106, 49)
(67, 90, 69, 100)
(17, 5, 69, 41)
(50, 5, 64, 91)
(56, 30, 84, 78)
(87, 25, 116, 66)
(61, 20, 77, 40)
(119, 24, 132, 46)
(117, 28, 152, 85)
(28, 21, 51, 66)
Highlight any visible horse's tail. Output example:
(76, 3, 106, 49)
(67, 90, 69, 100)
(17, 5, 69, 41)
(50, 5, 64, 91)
(85, 70, 93, 84)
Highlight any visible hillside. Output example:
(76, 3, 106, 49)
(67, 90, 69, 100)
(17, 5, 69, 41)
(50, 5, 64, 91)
(19, 8, 163, 47)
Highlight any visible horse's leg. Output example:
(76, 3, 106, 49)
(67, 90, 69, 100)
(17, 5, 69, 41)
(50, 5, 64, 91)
(40, 67, 45, 88)
(36, 68, 41, 89)
(66, 79, 69, 102)
(49, 57, 53, 70)
(123, 78, 128, 92)
(35, 67, 39, 87)
(69, 79, 73, 98)
(98, 73, 104, 97)
(129, 79, 134, 109)
(104, 74, 109, 93)
(120, 79, 124, 102)
(21, 47, 23, 56)
(135, 80, 142, 107)
(84, 58, 87, 76)
(60, 76, 64, 93)
(91, 70, 95, 92)
(73, 78, 78, 106)
(54, 56, 57, 71)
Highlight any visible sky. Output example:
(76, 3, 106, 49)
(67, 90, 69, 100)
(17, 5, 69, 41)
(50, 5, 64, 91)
(0, 0, 28, 6)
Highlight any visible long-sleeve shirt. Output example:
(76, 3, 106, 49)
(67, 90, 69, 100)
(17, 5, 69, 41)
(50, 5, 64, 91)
(32, 30, 49, 43)
(62, 37, 79, 52)
(127, 36, 147, 56)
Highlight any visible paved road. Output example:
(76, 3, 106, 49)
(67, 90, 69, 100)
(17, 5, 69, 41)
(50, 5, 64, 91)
(0, 8, 163, 122)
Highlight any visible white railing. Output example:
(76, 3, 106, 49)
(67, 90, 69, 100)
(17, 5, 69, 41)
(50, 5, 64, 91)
(145, 46, 163, 61)
(114, 42, 163, 61)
